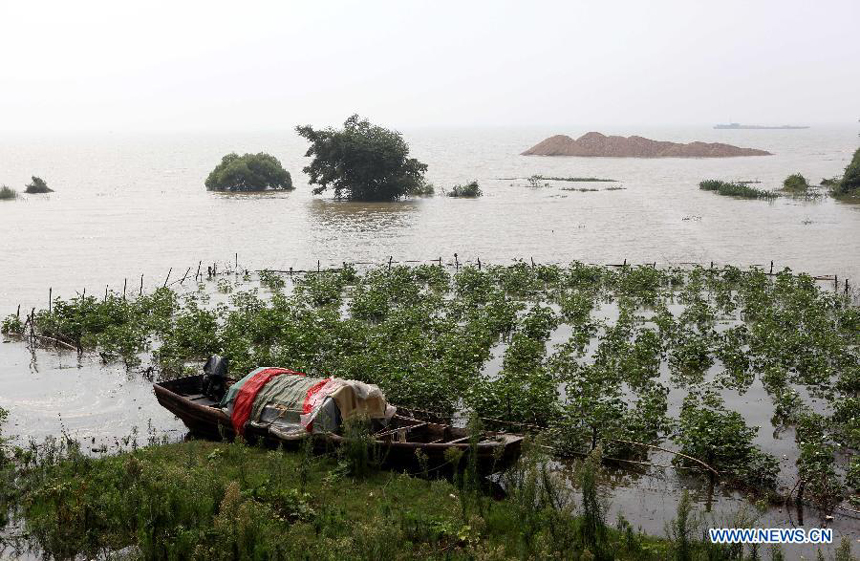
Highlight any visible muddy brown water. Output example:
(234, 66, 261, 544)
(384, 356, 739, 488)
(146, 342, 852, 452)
(1, 126, 859, 558)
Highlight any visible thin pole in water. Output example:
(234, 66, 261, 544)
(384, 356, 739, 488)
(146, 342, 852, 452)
(770, 261, 774, 274)
(123, 279, 127, 300)
(454, 253, 459, 271)
(196, 261, 202, 281)
(477, 257, 481, 271)
(140, 274, 144, 296)
(388, 256, 393, 271)
(163, 267, 172, 288)
(48, 288, 52, 313)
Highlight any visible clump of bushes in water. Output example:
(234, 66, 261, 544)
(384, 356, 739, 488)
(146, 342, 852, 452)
(24, 176, 53, 194)
(676, 391, 779, 491)
(699, 179, 778, 199)
(782, 173, 809, 192)
(0, 186, 17, 200)
(446, 181, 482, 198)
(205, 152, 293, 192)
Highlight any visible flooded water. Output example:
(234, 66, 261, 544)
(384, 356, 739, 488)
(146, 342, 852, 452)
(1, 125, 859, 558)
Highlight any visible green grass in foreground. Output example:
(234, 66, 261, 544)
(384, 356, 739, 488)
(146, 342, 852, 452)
(9, 437, 855, 560)
(6, 439, 676, 560)
(699, 179, 778, 199)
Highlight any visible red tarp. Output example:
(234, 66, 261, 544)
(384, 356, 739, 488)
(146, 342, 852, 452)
(231, 367, 304, 436)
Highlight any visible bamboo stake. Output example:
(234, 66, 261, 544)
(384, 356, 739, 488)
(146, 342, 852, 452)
(163, 267, 172, 288)
(48, 288, 52, 313)
(123, 278, 127, 300)
(140, 274, 144, 296)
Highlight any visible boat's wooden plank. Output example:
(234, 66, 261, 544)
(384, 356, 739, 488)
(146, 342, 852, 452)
(374, 421, 428, 440)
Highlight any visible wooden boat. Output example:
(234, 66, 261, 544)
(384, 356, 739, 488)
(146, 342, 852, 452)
(154, 375, 524, 474)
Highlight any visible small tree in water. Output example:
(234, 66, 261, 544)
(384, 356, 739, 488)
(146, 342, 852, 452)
(296, 114, 429, 201)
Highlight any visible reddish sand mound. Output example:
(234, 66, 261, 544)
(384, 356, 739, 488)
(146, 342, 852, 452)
(522, 132, 771, 158)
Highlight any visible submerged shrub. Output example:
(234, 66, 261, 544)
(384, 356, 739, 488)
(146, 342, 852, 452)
(0, 186, 17, 200)
(205, 152, 293, 192)
(698, 179, 778, 199)
(675, 392, 779, 490)
(783, 173, 809, 192)
(1, 314, 24, 335)
(24, 176, 53, 194)
(446, 181, 482, 198)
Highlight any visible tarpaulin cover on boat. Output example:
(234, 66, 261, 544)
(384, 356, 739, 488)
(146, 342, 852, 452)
(220, 367, 394, 436)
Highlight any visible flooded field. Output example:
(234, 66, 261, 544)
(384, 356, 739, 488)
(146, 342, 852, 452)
(1, 126, 859, 558)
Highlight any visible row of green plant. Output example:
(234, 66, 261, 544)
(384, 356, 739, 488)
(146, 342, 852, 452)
(4, 262, 858, 510)
(3, 407, 853, 561)
(699, 180, 779, 199)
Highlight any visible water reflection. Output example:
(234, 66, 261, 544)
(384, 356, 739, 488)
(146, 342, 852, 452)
(306, 198, 421, 234)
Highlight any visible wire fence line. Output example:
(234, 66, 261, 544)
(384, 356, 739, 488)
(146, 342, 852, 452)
(16, 252, 855, 318)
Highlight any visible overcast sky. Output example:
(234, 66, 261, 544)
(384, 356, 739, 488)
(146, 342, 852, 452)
(1, 0, 857, 132)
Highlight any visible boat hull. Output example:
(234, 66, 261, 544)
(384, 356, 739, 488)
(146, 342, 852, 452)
(154, 375, 523, 475)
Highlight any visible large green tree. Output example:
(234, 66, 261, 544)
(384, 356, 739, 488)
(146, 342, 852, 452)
(296, 115, 428, 201)
(205, 153, 292, 192)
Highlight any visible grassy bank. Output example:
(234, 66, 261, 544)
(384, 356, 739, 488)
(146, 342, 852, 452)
(7, 433, 824, 561)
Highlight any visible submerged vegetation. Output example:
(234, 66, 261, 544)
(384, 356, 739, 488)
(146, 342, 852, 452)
(205, 153, 293, 192)
(782, 173, 809, 192)
(535, 175, 617, 182)
(446, 181, 482, 198)
(0, 185, 17, 200)
(24, 176, 52, 194)
(7, 261, 860, 519)
(699, 179, 778, 199)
